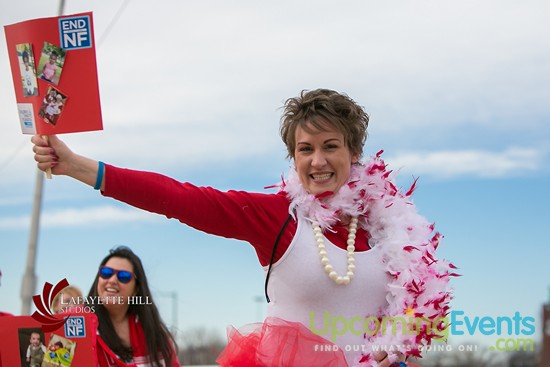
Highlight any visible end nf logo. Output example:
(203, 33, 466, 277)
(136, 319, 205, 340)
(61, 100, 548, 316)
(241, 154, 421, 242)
(64, 316, 86, 338)
(59, 15, 92, 50)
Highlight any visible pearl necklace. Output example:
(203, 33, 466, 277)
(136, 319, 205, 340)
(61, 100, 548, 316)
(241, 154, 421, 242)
(312, 216, 358, 285)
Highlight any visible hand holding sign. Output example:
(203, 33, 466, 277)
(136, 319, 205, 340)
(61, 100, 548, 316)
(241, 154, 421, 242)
(32, 135, 70, 177)
(4, 12, 102, 179)
(31, 135, 102, 188)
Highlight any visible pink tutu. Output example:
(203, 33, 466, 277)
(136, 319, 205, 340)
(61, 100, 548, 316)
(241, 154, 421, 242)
(216, 317, 348, 367)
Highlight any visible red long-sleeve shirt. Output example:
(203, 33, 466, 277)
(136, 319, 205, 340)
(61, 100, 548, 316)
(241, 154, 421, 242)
(102, 165, 369, 266)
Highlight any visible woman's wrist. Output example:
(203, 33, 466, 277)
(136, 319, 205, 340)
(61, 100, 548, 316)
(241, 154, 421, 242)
(68, 155, 104, 189)
(94, 161, 105, 190)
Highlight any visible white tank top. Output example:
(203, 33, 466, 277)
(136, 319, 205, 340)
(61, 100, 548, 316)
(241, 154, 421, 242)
(266, 217, 390, 365)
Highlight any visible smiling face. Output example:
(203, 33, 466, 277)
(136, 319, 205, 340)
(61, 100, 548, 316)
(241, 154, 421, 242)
(97, 257, 136, 308)
(30, 333, 40, 346)
(294, 122, 358, 195)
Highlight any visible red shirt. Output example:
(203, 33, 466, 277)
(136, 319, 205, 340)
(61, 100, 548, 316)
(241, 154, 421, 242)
(102, 165, 370, 266)
(96, 314, 179, 367)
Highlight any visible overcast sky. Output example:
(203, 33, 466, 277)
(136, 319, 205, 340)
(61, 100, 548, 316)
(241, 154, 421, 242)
(1, 0, 549, 351)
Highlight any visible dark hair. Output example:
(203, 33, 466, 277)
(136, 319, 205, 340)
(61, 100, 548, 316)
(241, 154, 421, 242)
(280, 88, 369, 159)
(88, 246, 177, 366)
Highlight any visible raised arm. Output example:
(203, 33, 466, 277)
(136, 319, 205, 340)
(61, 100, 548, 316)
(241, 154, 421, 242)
(31, 134, 104, 190)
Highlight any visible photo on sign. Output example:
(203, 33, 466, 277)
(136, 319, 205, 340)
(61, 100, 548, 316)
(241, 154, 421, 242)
(15, 43, 38, 97)
(37, 42, 66, 86)
(17, 327, 46, 367)
(42, 333, 76, 367)
(38, 86, 68, 126)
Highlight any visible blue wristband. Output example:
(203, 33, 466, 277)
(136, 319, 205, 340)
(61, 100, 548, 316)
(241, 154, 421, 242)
(94, 161, 105, 190)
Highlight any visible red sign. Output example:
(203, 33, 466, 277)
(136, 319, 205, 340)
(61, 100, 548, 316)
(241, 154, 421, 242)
(0, 313, 98, 367)
(4, 12, 102, 135)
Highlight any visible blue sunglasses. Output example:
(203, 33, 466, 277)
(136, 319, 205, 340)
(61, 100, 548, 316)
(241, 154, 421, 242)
(98, 266, 136, 284)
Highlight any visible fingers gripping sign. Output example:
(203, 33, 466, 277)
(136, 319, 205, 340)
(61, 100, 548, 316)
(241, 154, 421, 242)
(42, 135, 52, 179)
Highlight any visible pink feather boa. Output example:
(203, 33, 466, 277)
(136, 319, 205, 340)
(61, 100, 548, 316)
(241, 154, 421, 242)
(275, 150, 458, 366)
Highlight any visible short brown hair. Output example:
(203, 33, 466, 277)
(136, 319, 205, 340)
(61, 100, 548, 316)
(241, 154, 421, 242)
(280, 89, 369, 159)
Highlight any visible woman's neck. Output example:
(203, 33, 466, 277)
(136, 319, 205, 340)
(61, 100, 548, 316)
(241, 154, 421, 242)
(108, 309, 132, 347)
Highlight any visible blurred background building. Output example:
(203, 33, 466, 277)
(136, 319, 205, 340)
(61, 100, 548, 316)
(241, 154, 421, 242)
(540, 292, 550, 367)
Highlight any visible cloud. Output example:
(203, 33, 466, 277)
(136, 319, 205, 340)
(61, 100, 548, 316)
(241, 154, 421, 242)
(0, 205, 154, 229)
(1, 1, 549, 186)
(387, 147, 543, 179)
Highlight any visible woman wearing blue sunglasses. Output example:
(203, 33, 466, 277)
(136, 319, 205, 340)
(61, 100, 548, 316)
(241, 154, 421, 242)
(31, 89, 454, 367)
(88, 246, 180, 367)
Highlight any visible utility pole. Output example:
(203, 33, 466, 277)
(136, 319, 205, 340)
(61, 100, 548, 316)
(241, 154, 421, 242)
(20, 170, 43, 315)
(20, 0, 66, 315)
(170, 291, 178, 338)
(541, 288, 550, 367)
(254, 295, 264, 321)
(157, 290, 179, 338)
